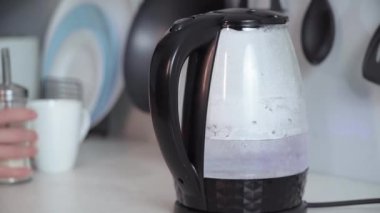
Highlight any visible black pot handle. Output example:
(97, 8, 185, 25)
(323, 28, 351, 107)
(224, 0, 248, 8)
(363, 25, 380, 84)
(150, 16, 220, 209)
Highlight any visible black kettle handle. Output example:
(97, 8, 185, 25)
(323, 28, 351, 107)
(150, 17, 219, 209)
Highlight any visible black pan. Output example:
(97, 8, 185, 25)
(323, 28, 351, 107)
(124, 0, 225, 112)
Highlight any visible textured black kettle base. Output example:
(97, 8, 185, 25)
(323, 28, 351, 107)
(175, 201, 308, 213)
(175, 171, 307, 213)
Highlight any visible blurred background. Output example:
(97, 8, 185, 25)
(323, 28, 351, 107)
(0, 0, 379, 184)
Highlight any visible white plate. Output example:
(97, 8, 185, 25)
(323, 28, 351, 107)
(48, 30, 103, 115)
(44, 0, 138, 126)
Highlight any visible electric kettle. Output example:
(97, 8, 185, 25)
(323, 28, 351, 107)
(150, 9, 308, 213)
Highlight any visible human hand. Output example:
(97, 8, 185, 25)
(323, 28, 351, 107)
(0, 108, 37, 179)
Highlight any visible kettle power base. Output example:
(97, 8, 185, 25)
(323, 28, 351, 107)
(174, 202, 307, 213)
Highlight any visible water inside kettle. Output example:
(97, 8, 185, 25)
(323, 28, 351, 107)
(204, 134, 308, 179)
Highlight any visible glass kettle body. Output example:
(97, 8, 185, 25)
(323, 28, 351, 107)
(150, 9, 308, 213)
(205, 24, 307, 181)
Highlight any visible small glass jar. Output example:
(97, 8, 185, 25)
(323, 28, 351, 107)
(0, 85, 32, 184)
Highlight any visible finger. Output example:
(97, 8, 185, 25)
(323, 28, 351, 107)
(0, 108, 37, 125)
(0, 145, 37, 160)
(0, 167, 32, 179)
(0, 129, 37, 144)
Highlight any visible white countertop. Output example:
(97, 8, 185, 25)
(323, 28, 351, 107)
(0, 137, 379, 213)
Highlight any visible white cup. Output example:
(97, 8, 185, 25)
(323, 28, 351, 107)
(28, 99, 90, 173)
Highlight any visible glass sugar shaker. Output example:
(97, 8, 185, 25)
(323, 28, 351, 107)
(0, 48, 32, 184)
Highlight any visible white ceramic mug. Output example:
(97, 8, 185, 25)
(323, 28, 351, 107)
(28, 99, 90, 173)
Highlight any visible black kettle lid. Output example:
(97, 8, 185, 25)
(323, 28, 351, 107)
(171, 8, 288, 32)
(216, 8, 288, 28)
